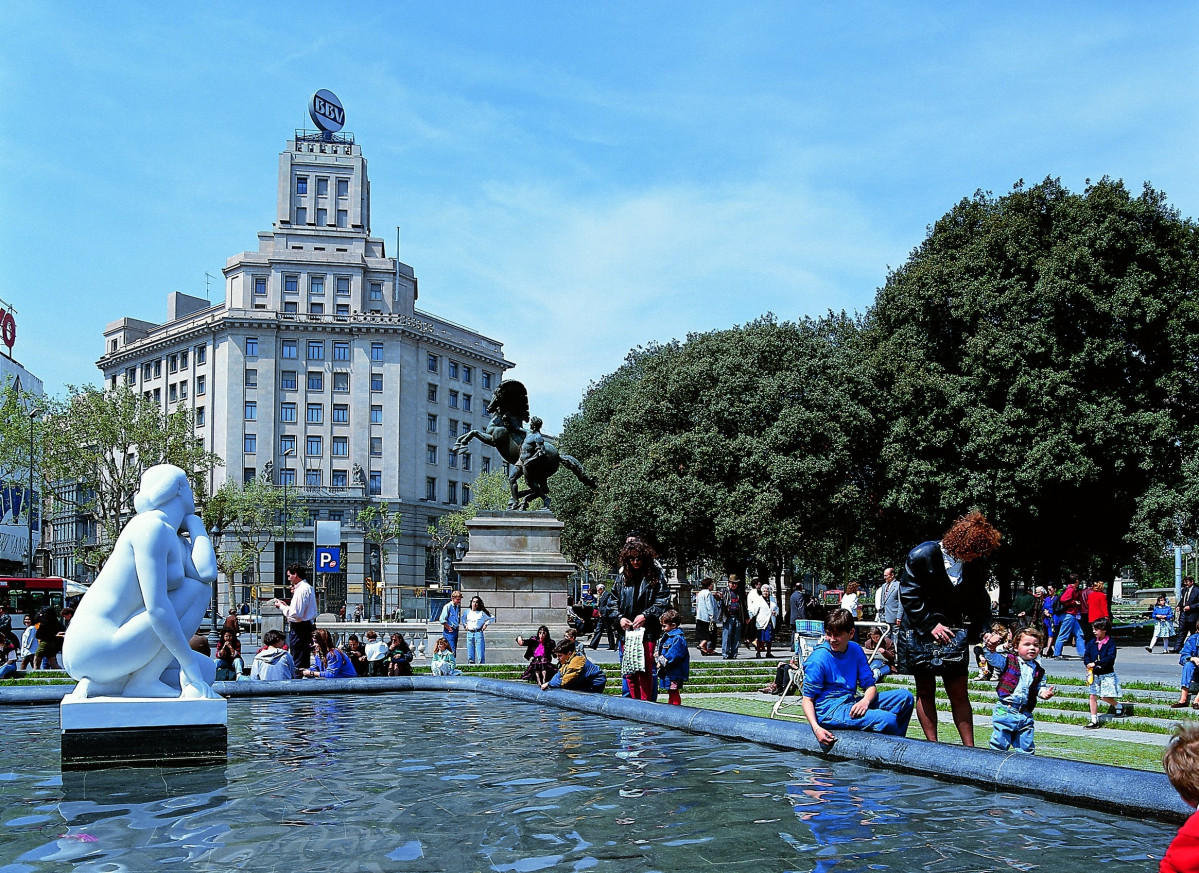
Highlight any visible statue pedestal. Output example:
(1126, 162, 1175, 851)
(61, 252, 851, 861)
(60, 695, 228, 770)
(452, 511, 577, 627)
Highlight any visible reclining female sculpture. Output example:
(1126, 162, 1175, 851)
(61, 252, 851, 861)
(62, 464, 219, 700)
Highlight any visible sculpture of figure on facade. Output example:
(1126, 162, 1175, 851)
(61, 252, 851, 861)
(453, 380, 595, 510)
(62, 464, 220, 700)
(260, 460, 274, 483)
(353, 464, 367, 489)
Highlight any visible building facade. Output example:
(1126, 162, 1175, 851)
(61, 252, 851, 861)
(96, 124, 511, 617)
(0, 344, 46, 578)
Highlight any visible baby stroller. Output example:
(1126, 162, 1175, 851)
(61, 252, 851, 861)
(770, 620, 892, 721)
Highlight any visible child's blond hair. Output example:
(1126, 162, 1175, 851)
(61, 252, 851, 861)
(1164, 724, 1199, 807)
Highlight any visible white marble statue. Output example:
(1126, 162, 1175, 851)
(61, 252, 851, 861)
(63, 464, 219, 700)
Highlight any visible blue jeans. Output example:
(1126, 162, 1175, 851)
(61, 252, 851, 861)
(818, 688, 914, 736)
(442, 629, 459, 653)
(0, 662, 15, 679)
(1054, 614, 1086, 658)
(722, 620, 743, 659)
(989, 702, 1036, 753)
(466, 630, 485, 664)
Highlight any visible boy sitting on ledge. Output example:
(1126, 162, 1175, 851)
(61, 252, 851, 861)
(545, 639, 607, 693)
(801, 609, 915, 745)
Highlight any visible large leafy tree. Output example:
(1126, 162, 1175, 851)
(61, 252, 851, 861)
(862, 177, 1199, 590)
(551, 315, 877, 583)
(204, 474, 300, 610)
(40, 385, 222, 570)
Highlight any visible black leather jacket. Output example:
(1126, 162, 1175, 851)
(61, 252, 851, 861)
(899, 540, 992, 639)
(603, 568, 672, 642)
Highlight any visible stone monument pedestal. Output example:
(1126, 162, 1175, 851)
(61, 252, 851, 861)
(452, 511, 577, 627)
(60, 695, 228, 770)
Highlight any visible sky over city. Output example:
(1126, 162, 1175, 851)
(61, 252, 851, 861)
(2, 3, 1197, 432)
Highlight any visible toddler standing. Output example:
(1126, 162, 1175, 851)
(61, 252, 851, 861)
(656, 610, 690, 705)
(980, 625, 1055, 753)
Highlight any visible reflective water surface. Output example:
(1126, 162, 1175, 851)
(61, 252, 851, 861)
(0, 695, 1174, 872)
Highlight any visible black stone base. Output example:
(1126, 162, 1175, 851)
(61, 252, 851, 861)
(61, 725, 227, 770)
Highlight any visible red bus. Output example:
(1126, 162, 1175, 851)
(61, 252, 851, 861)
(0, 576, 67, 619)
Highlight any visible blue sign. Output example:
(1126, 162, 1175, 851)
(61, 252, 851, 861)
(315, 547, 341, 574)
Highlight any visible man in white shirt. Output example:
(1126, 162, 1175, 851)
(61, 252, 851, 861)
(273, 564, 317, 669)
(363, 629, 388, 677)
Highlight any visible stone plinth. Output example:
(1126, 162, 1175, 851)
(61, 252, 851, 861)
(61, 695, 228, 770)
(452, 511, 577, 627)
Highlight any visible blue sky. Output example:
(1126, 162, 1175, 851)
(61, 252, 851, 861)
(2, 3, 1197, 432)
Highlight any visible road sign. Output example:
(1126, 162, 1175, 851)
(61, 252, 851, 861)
(315, 547, 341, 574)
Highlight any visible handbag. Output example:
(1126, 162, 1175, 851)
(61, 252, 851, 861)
(901, 627, 969, 670)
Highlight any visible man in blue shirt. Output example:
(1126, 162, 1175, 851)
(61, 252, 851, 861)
(801, 609, 915, 744)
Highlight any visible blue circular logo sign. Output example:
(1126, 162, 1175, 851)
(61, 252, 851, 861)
(309, 90, 345, 133)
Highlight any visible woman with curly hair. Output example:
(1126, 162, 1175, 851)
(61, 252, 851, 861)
(603, 537, 672, 700)
(898, 511, 1001, 746)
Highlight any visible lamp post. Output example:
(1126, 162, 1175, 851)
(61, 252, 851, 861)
(282, 447, 294, 589)
(208, 526, 222, 648)
(26, 404, 36, 579)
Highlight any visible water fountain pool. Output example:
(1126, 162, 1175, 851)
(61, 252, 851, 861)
(0, 693, 1176, 872)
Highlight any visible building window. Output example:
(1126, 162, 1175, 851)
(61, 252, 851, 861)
(195, 345, 206, 365)
(306, 436, 322, 456)
(462, 394, 471, 413)
(296, 176, 308, 195)
(180, 381, 188, 399)
(281, 370, 297, 391)
(245, 401, 257, 421)
(370, 436, 382, 456)
(153, 387, 161, 402)
(316, 207, 328, 226)
(449, 452, 458, 469)
(306, 469, 322, 487)
(254, 277, 267, 296)
(448, 390, 458, 409)
(462, 453, 471, 472)
(280, 402, 297, 422)
(332, 371, 349, 392)
(125, 366, 137, 386)
(336, 178, 348, 197)
(427, 414, 437, 433)
(335, 303, 349, 315)
(447, 482, 457, 504)
(281, 435, 296, 455)
(168, 384, 177, 403)
(336, 277, 351, 296)
(306, 404, 323, 424)
(168, 354, 178, 373)
(332, 470, 347, 487)
(332, 404, 349, 423)
(243, 467, 256, 484)
(180, 349, 188, 369)
(295, 207, 307, 225)
(426, 477, 437, 501)
(310, 276, 325, 296)
(482, 371, 492, 390)
(461, 421, 470, 436)
(371, 343, 384, 361)
(427, 354, 439, 372)
(280, 469, 296, 486)
(449, 419, 458, 436)
(366, 405, 381, 425)
(427, 384, 438, 402)
(427, 445, 437, 464)
(309, 302, 324, 315)
(154, 360, 162, 377)
(142, 363, 152, 380)
(448, 361, 459, 379)
(462, 365, 472, 384)
(370, 282, 383, 301)
(282, 340, 297, 358)
(284, 276, 298, 294)
(244, 434, 257, 453)
(308, 371, 323, 391)
(369, 472, 381, 496)
(332, 436, 348, 456)
(333, 341, 349, 361)
(461, 484, 471, 505)
(245, 368, 257, 388)
(196, 375, 206, 395)
(371, 373, 383, 392)
(284, 301, 298, 314)
(482, 456, 490, 474)
(307, 341, 324, 360)
(317, 177, 329, 196)
(336, 210, 347, 228)
(196, 406, 205, 426)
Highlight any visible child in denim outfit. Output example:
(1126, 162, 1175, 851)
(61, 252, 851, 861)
(981, 625, 1055, 753)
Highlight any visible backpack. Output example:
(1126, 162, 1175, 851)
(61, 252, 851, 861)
(1051, 593, 1068, 615)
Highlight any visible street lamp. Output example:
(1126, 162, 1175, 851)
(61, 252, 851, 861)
(282, 448, 295, 585)
(208, 526, 222, 649)
(25, 403, 37, 579)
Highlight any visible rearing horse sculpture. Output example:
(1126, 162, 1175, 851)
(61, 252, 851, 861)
(452, 380, 595, 510)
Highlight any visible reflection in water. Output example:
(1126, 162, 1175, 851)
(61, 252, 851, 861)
(0, 697, 1177, 872)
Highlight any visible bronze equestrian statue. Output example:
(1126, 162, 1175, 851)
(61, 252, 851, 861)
(452, 380, 595, 510)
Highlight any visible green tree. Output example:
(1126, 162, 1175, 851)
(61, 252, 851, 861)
(861, 177, 1199, 592)
(357, 503, 404, 618)
(551, 315, 876, 583)
(427, 470, 511, 585)
(204, 475, 299, 611)
(40, 385, 222, 570)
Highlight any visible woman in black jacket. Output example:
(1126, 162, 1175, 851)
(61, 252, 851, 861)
(603, 538, 672, 700)
(899, 511, 1001, 746)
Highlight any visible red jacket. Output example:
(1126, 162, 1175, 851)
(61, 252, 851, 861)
(1162, 809, 1199, 873)
(1086, 589, 1111, 623)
